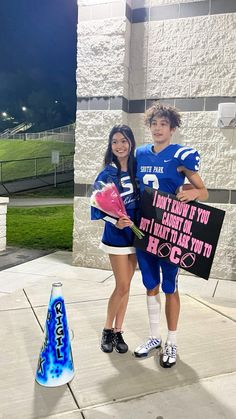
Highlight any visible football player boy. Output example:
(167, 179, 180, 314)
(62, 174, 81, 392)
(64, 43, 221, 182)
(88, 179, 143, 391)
(134, 103, 208, 367)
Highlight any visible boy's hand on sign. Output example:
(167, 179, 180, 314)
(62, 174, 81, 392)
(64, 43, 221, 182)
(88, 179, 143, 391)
(176, 184, 199, 202)
(177, 168, 209, 202)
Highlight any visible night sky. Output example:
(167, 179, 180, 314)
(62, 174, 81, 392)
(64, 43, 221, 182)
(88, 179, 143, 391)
(0, 0, 78, 127)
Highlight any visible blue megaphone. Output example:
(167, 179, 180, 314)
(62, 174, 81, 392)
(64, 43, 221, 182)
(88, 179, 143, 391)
(35, 282, 75, 387)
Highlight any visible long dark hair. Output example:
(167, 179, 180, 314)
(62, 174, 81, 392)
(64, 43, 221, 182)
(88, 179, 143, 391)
(104, 124, 137, 193)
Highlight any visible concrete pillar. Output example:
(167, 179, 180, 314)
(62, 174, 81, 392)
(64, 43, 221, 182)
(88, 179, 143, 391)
(73, 0, 130, 268)
(0, 197, 9, 252)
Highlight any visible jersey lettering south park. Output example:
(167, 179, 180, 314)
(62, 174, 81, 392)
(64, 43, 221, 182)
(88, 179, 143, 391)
(136, 144, 200, 195)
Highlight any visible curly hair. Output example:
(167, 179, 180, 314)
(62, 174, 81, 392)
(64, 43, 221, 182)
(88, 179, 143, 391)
(144, 102, 182, 129)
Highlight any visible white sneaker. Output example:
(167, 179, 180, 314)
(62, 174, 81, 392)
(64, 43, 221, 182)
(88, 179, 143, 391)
(134, 337, 162, 358)
(160, 342, 177, 368)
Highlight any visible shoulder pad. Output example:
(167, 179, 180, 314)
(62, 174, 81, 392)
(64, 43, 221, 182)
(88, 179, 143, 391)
(173, 146, 200, 171)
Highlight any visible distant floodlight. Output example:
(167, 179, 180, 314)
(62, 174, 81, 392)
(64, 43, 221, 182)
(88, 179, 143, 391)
(22, 106, 27, 111)
(2, 112, 7, 117)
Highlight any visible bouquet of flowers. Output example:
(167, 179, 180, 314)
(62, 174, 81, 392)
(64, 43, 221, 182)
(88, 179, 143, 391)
(90, 181, 145, 239)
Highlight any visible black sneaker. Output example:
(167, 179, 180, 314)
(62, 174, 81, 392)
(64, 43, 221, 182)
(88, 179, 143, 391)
(113, 331, 128, 353)
(101, 328, 114, 353)
(160, 342, 177, 368)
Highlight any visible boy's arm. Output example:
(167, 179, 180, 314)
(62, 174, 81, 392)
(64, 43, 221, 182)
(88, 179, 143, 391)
(177, 167, 208, 202)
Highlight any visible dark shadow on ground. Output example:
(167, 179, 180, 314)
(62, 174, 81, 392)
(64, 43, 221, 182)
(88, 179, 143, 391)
(0, 246, 54, 271)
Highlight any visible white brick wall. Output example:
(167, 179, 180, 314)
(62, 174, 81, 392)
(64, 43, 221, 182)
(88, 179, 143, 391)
(149, 0, 206, 5)
(73, 196, 109, 268)
(129, 22, 148, 100)
(206, 203, 236, 280)
(74, 1, 130, 269)
(77, 15, 130, 97)
(131, 1, 209, 9)
(74, 110, 128, 184)
(129, 14, 236, 99)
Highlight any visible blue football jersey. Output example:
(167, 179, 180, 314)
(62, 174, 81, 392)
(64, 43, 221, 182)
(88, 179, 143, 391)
(136, 144, 200, 195)
(91, 164, 138, 248)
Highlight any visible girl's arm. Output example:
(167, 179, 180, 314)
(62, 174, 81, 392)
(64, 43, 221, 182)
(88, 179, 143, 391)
(176, 167, 208, 203)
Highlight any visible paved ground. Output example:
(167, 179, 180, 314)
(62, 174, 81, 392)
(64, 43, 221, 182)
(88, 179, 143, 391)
(0, 246, 53, 271)
(0, 250, 236, 419)
(0, 172, 73, 196)
(8, 197, 73, 207)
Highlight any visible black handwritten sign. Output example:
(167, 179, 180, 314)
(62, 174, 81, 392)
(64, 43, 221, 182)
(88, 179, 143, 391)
(134, 187, 225, 280)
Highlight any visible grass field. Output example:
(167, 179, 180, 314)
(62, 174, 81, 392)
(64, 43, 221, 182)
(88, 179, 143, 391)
(0, 140, 74, 160)
(3, 141, 75, 250)
(0, 140, 74, 182)
(7, 205, 73, 250)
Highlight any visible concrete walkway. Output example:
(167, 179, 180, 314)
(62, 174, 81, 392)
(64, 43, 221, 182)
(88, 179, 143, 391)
(8, 197, 73, 207)
(0, 172, 73, 196)
(0, 251, 235, 419)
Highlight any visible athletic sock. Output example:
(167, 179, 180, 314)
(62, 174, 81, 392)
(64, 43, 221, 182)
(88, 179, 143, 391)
(167, 330, 177, 346)
(147, 293, 161, 339)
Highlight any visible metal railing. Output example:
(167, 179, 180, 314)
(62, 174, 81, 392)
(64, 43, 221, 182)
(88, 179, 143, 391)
(0, 122, 33, 138)
(0, 123, 75, 142)
(0, 154, 74, 183)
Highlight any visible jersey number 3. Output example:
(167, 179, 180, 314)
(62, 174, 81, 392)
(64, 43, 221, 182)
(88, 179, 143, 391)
(143, 174, 159, 190)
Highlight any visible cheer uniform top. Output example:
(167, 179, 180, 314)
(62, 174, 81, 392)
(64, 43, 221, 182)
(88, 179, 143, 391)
(91, 164, 139, 255)
(136, 143, 200, 292)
